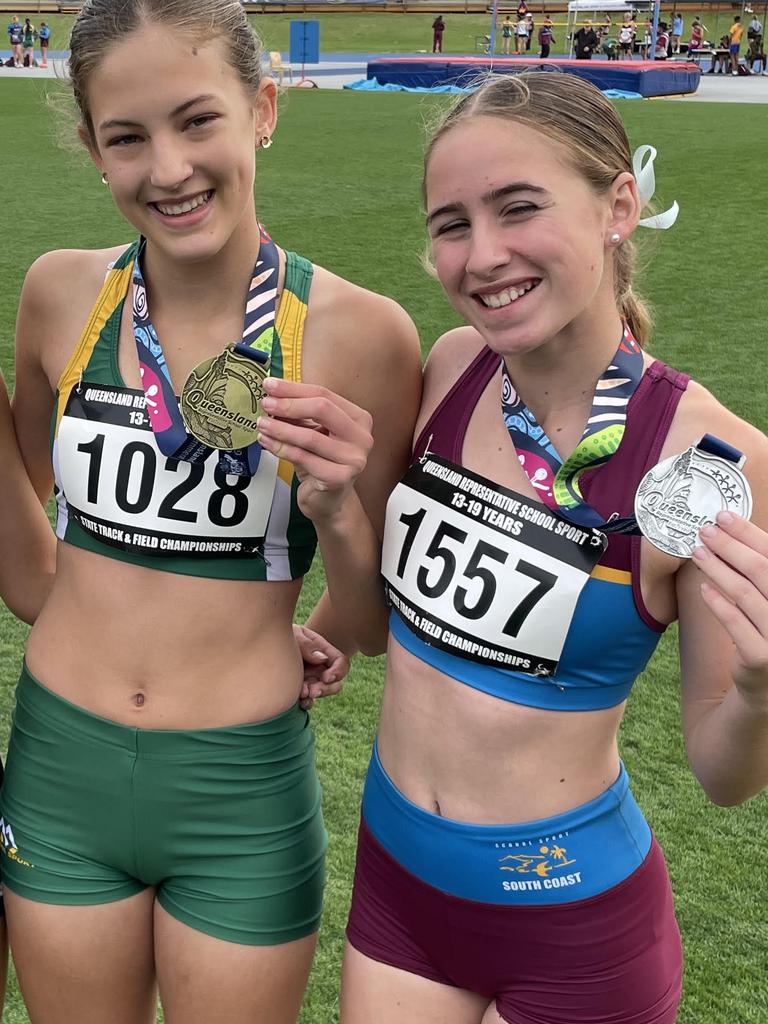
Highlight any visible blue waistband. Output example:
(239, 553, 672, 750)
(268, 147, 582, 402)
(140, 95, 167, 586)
(362, 743, 651, 906)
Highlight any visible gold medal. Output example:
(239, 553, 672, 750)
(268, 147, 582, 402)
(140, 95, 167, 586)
(180, 344, 270, 451)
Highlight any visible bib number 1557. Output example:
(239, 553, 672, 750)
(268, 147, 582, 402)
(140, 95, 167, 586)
(395, 508, 556, 636)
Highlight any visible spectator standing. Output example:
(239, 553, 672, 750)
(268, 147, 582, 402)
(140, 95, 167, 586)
(654, 21, 670, 59)
(38, 21, 50, 67)
(748, 14, 763, 39)
(671, 11, 683, 53)
(432, 15, 445, 53)
(7, 15, 23, 67)
(729, 15, 744, 74)
(618, 17, 635, 59)
(501, 16, 514, 54)
(516, 0, 529, 18)
(538, 15, 555, 58)
(525, 13, 534, 50)
(515, 15, 528, 54)
(22, 18, 35, 67)
(574, 19, 598, 59)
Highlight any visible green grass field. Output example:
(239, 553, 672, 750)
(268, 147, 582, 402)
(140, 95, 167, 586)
(6, 10, 735, 54)
(0, 80, 767, 1023)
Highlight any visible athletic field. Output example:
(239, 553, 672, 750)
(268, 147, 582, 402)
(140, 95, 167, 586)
(1, 10, 733, 55)
(0, 79, 766, 1023)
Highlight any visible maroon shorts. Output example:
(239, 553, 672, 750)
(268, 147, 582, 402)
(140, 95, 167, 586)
(347, 819, 682, 1024)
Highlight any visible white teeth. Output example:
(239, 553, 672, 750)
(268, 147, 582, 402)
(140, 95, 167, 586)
(155, 191, 211, 217)
(478, 281, 536, 308)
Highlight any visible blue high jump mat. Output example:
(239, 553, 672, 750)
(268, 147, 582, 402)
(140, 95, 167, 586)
(365, 57, 700, 98)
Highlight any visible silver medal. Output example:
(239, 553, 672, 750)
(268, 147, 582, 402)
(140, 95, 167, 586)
(634, 443, 753, 558)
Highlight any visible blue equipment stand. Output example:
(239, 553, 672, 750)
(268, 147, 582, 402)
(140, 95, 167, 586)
(289, 20, 320, 88)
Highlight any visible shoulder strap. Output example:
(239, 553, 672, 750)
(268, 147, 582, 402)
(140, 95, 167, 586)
(275, 250, 313, 385)
(54, 243, 137, 436)
(413, 345, 499, 463)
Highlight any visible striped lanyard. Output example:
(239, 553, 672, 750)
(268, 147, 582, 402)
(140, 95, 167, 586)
(501, 323, 644, 530)
(131, 225, 279, 477)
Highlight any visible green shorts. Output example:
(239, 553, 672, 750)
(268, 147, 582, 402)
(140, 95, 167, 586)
(0, 665, 327, 946)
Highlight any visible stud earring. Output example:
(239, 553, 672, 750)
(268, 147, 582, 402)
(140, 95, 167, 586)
(101, 172, 109, 186)
(259, 136, 273, 150)
(610, 232, 621, 244)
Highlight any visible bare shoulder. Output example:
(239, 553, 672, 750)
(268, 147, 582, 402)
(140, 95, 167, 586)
(418, 325, 486, 430)
(663, 379, 768, 475)
(301, 263, 422, 398)
(18, 245, 131, 383)
(22, 245, 129, 310)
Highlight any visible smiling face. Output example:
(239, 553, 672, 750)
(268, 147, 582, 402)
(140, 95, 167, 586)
(425, 116, 630, 357)
(84, 23, 276, 264)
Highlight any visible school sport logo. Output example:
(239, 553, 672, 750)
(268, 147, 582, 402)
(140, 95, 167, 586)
(496, 835, 581, 893)
(0, 816, 34, 868)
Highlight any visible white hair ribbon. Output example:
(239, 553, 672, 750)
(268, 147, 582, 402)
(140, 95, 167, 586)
(633, 144, 679, 230)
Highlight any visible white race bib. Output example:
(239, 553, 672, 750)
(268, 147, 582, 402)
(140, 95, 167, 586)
(56, 384, 278, 558)
(382, 456, 606, 676)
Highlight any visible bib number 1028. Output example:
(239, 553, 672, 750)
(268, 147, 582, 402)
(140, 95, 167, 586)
(395, 509, 556, 636)
(77, 433, 249, 526)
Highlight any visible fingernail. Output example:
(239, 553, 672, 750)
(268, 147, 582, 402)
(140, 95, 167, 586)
(700, 524, 717, 540)
(312, 650, 326, 659)
(263, 377, 278, 392)
(261, 396, 277, 412)
(716, 511, 734, 526)
(692, 543, 709, 559)
(256, 417, 270, 432)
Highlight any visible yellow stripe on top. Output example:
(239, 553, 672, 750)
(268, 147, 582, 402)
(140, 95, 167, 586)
(275, 273, 309, 487)
(591, 564, 632, 585)
(54, 258, 134, 438)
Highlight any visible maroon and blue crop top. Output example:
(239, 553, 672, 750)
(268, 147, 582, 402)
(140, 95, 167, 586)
(385, 350, 689, 711)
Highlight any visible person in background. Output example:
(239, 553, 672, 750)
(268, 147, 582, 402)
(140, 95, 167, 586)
(516, 0, 529, 18)
(22, 18, 35, 66)
(729, 15, 744, 74)
(618, 16, 636, 59)
(501, 16, 514, 55)
(748, 13, 763, 40)
(689, 19, 705, 53)
(602, 33, 619, 60)
(6, 15, 23, 67)
(515, 14, 529, 54)
(655, 21, 670, 59)
(671, 11, 683, 53)
(538, 16, 555, 58)
(746, 31, 767, 73)
(432, 15, 445, 53)
(38, 21, 50, 67)
(524, 13, 534, 51)
(707, 34, 732, 73)
(574, 19, 598, 59)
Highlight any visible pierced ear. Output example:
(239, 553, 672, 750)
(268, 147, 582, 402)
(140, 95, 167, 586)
(608, 171, 641, 240)
(254, 78, 278, 146)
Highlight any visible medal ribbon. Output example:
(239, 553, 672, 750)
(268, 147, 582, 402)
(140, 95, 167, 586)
(131, 224, 279, 477)
(501, 323, 644, 530)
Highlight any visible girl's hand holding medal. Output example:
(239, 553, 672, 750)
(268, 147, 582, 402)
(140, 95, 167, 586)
(256, 377, 374, 524)
(693, 512, 768, 705)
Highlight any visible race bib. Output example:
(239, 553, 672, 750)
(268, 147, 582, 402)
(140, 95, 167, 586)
(56, 384, 278, 558)
(382, 456, 607, 676)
